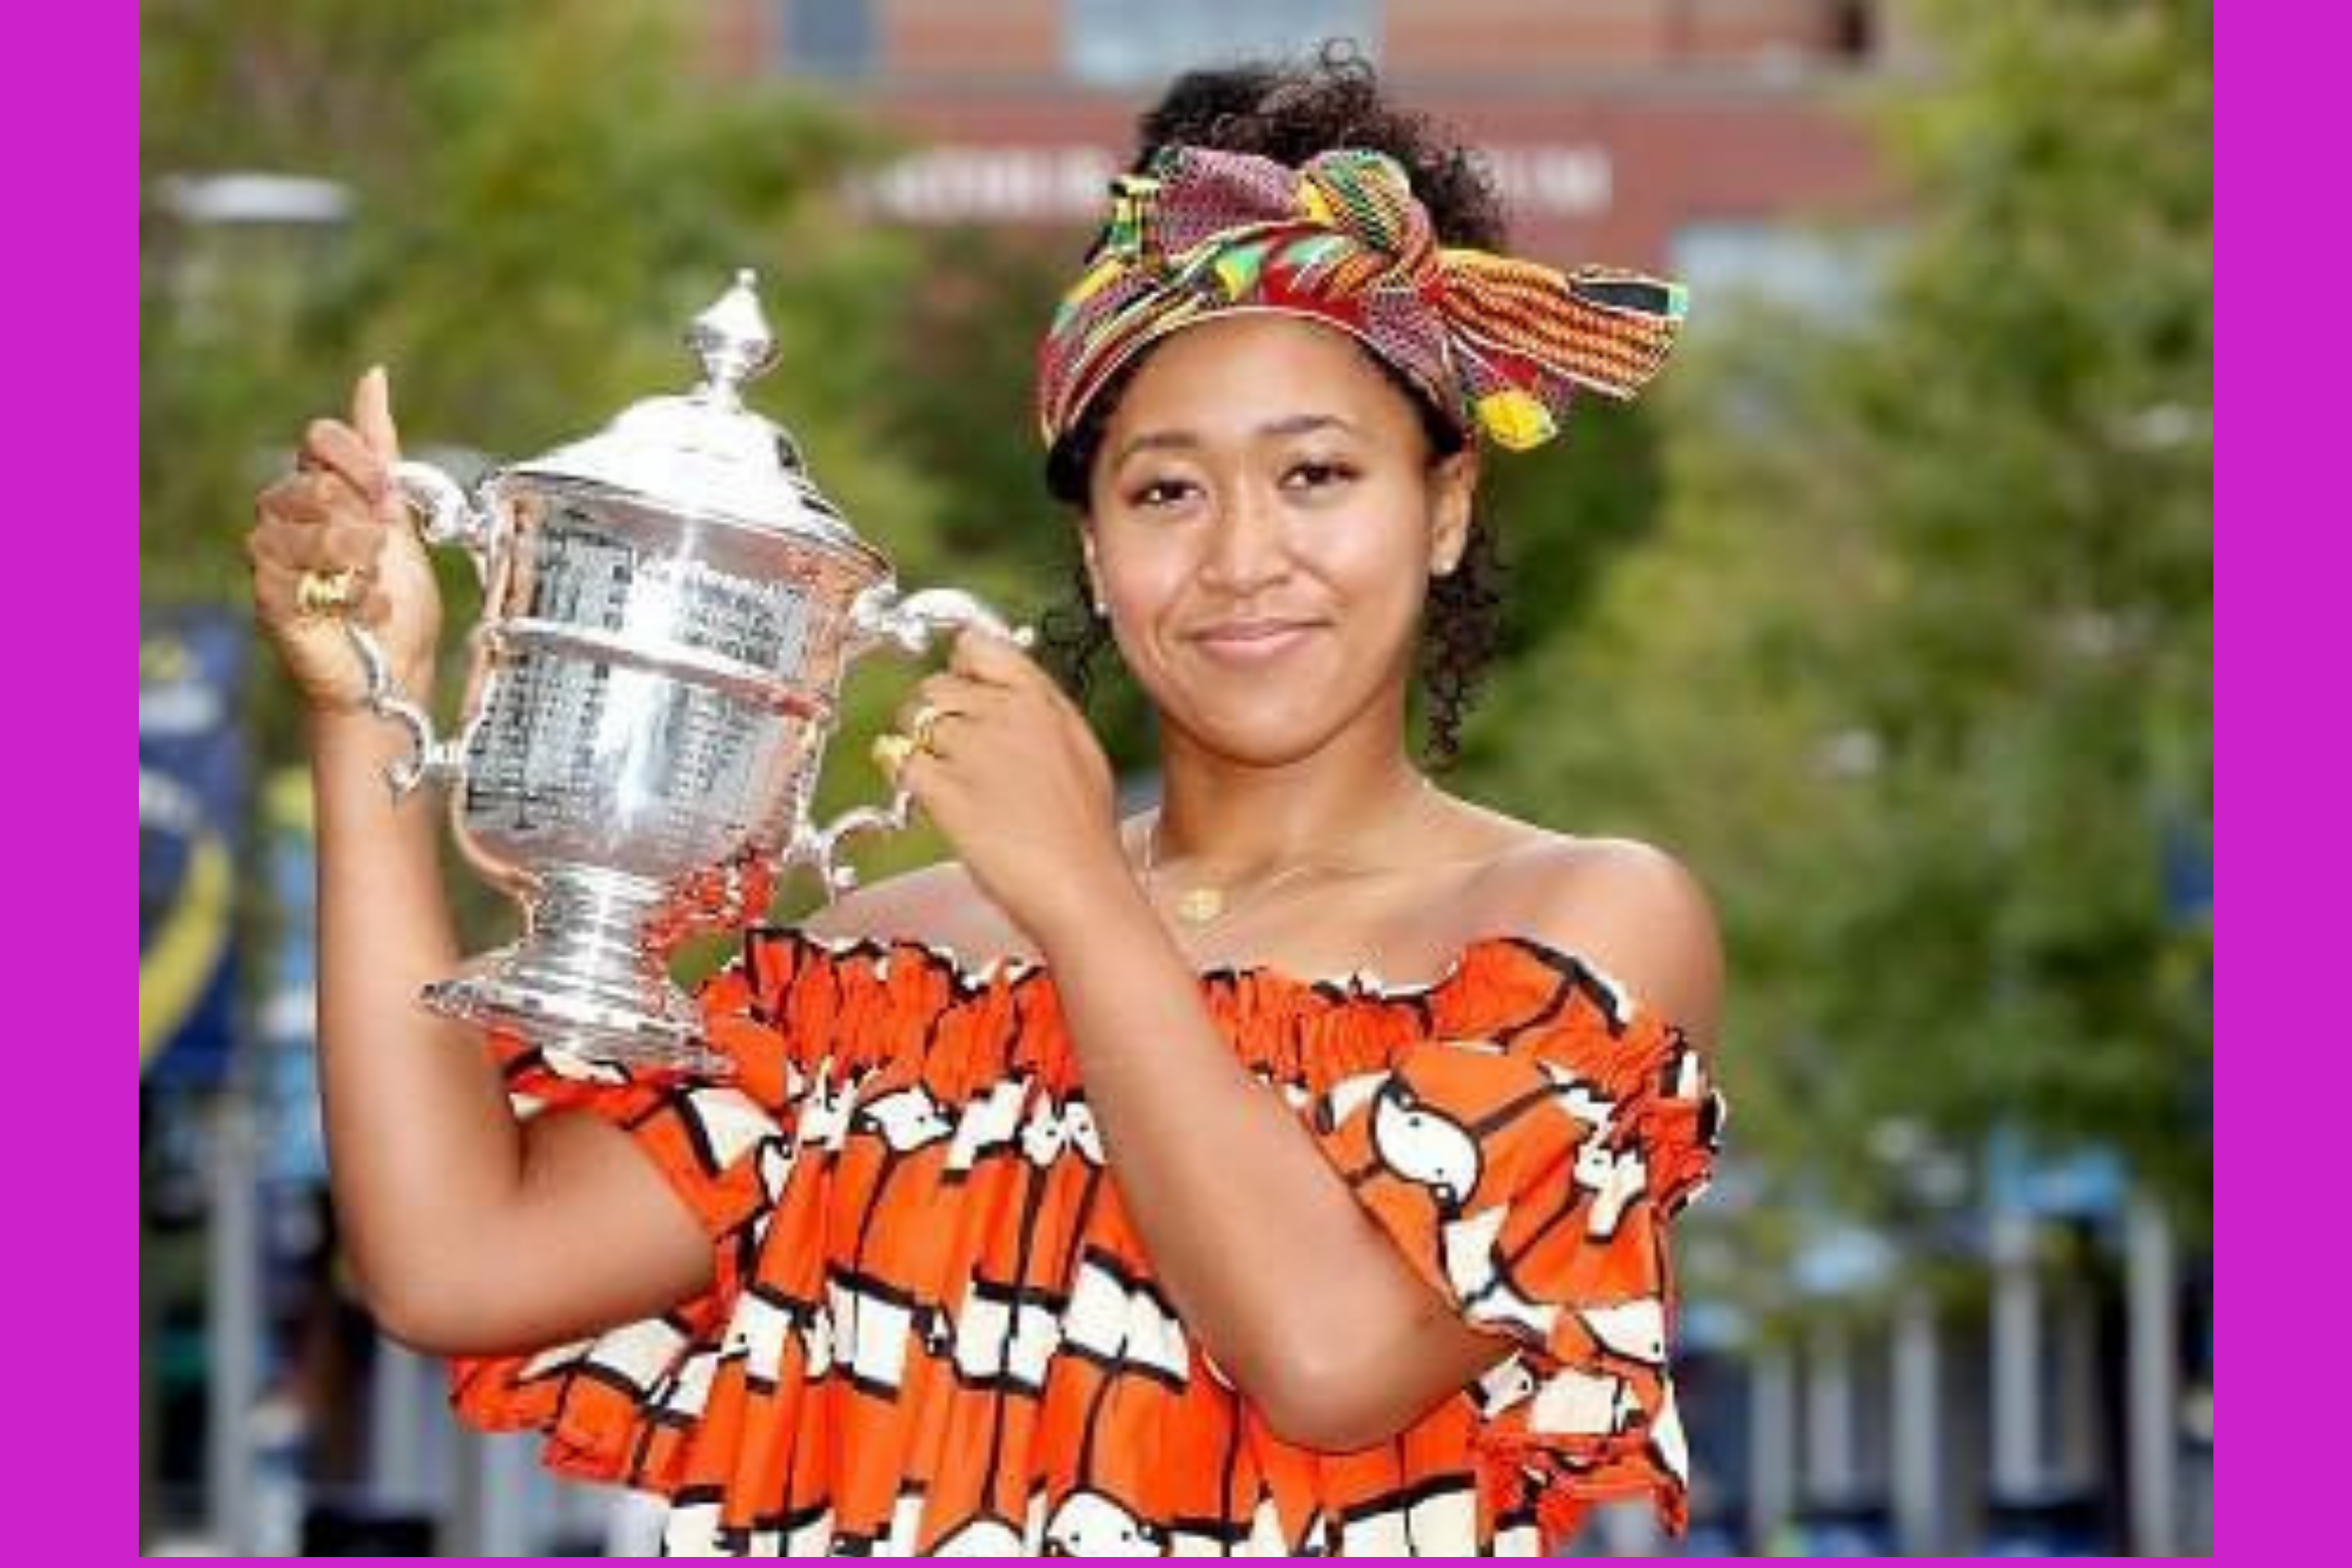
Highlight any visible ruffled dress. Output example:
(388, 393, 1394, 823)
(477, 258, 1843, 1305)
(448, 929, 1725, 1555)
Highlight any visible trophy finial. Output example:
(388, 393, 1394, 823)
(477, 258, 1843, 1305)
(687, 267, 779, 404)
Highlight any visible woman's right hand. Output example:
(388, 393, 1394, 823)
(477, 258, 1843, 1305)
(247, 366, 445, 711)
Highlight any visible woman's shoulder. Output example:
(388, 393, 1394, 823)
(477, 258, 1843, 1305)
(1461, 825, 1725, 1047)
(792, 857, 1036, 964)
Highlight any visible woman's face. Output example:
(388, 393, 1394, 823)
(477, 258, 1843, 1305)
(1082, 313, 1476, 766)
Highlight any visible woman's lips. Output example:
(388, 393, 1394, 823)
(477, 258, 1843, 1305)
(1190, 620, 1323, 662)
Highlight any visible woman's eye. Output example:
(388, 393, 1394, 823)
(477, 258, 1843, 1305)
(1129, 477, 1197, 509)
(1283, 459, 1358, 491)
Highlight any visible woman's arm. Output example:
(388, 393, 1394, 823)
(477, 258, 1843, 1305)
(307, 703, 714, 1354)
(1028, 870, 1496, 1448)
(1028, 837, 1722, 1452)
(255, 372, 713, 1357)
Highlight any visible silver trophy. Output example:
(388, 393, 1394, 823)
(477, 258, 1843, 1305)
(344, 270, 1025, 1074)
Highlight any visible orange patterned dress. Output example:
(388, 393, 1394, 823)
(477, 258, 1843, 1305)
(448, 929, 1724, 1555)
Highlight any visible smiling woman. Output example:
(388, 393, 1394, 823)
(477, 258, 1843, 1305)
(247, 42, 1725, 1558)
(1073, 314, 1480, 763)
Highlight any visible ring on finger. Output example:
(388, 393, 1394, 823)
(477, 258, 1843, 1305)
(295, 566, 359, 619)
(907, 702, 951, 754)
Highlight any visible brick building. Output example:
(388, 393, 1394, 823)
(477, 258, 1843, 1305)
(703, 0, 1909, 295)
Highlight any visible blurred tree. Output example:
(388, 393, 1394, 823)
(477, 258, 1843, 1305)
(142, 0, 927, 597)
(141, 0, 981, 933)
(1462, 0, 2211, 1232)
(1470, 397, 1671, 666)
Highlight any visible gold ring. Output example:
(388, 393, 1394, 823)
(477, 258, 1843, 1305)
(907, 703, 949, 753)
(870, 731, 916, 781)
(295, 566, 358, 619)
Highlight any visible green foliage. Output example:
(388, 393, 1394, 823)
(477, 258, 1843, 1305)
(142, 0, 961, 931)
(1457, 0, 2211, 1232)
(143, 0, 918, 594)
(1472, 396, 1671, 666)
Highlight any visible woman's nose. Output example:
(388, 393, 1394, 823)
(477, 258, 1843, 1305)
(1197, 485, 1288, 592)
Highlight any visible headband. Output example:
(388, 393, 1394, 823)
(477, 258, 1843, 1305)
(1036, 144, 1688, 454)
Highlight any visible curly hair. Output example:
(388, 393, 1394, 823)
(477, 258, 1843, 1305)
(1037, 42, 1511, 771)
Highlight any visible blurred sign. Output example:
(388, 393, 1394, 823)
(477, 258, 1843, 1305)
(850, 146, 1119, 224)
(848, 143, 1613, 226)
(1789, 1219, 1898, 1300)
(1987, 1125, 2129, 1224)
(140, 610, 248, 1086)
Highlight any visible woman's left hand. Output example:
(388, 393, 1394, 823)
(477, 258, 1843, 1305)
(881, 629, 1134, 945)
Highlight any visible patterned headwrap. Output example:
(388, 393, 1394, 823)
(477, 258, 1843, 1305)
(1036, 144, 1689, 455)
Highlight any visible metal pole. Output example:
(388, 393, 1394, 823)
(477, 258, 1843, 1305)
(368, 1334, 438, 1511)
(1989, 1208, 2042, 1498)
(1804, 1319, 1856, 1503)
(1748, 1340, 1798, 1549)
(2127, 1193, 2180, 1554)
(1890, 1288, 1941, 1552)
(448, 1428, 540, 1556)
(203, 1094, 262, 1553)
(1596, 1498, 1664, 1555)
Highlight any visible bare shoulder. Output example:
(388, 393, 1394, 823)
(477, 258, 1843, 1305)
(1469, 829, 1726, 1045)
(792, 857, 1035, 961)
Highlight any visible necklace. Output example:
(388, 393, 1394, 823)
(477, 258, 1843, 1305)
(1143, 826, 1333, 927)
(1138, 777, 1437, 933)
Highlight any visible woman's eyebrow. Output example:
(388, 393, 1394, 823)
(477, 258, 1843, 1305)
(1257, 412, 1359, 441)
(1112, 413, 1359, 468)
(1111, 428, 1200, 466)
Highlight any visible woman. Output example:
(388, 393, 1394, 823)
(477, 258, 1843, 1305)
(247, 55, 1726, 1557)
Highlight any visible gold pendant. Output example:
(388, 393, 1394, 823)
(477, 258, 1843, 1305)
(1175, 886, 1225, 925)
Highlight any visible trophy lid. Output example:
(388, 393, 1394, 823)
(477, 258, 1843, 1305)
(507, 270, 879, 564)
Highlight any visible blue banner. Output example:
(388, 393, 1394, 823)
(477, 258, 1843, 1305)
(140, 609, 249, 1086)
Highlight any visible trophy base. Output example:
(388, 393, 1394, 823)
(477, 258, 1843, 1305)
(424, 960, 732, 1079)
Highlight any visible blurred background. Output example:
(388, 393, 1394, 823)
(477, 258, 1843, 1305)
(140, 0, 2210, 1554)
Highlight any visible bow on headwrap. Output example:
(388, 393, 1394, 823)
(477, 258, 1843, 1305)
(1036, 144, 1689, 454)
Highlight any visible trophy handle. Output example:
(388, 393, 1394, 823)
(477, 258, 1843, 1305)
(343, 460, 501, 800)
(844, 584, 1034, 659)
(393, 458, 498, 583)
(797, 584, 1037, 900)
